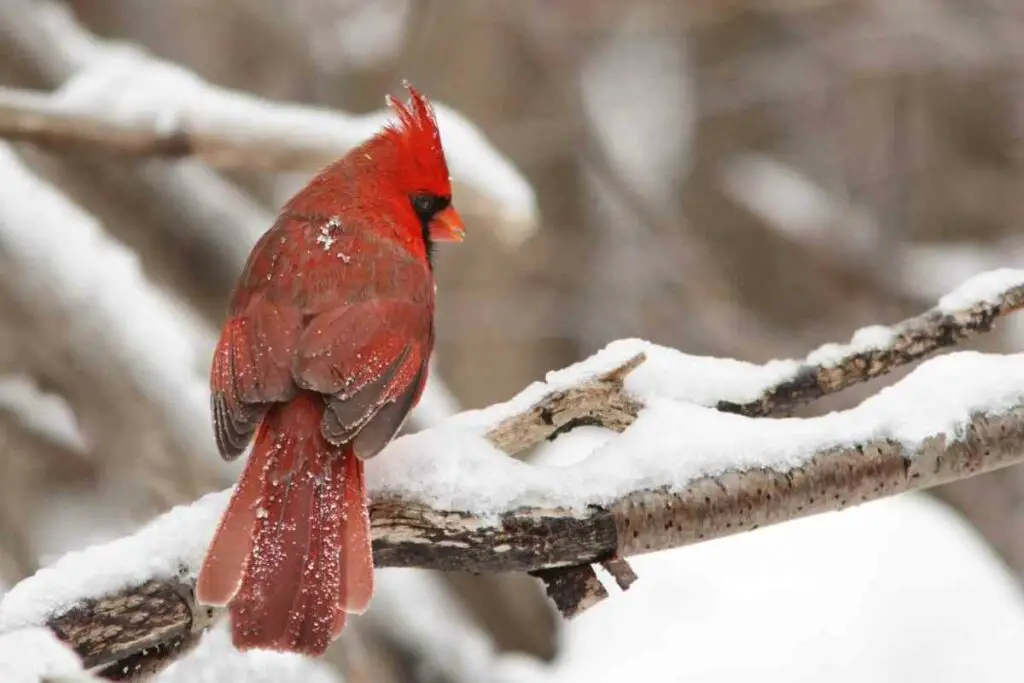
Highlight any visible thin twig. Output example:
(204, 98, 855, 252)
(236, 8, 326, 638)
(719, 281, 1024, 417)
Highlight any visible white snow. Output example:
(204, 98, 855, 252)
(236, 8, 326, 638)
(368, 350, 1024, 513)
(0, 490, 229, 632)
(52, 47, 537, 247)
(493, 494, 1024, 683)
(0, 145, 229, 477)
(937, 267, 1024, 312)
(3, 343, 1021, 631)
(428, 338, 798, 434)
(0, 627, 88, 683)
(0, 375, 86, 452)
(804, 325, 898, 367)
(157, 623, 339, 683)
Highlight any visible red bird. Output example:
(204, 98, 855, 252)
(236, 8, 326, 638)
(196, 85, 464, 655)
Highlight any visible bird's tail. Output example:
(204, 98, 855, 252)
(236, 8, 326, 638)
(196, 392, 373, 655)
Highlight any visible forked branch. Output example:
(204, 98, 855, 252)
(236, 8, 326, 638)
(0, 271, 1021, 679)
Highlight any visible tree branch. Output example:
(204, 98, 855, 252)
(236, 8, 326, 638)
(719, 277, 1024, 417)
(515, 272, 1023, 615)
(0, 87, 331, 172)
(0, 80, 535, 244)
(0, 145, 229, 504)
(0, 271, 1021, 677)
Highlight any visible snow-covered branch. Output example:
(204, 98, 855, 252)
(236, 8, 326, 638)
(0, 0, 511, 442)
(0, 67, 536, 245)
(0, 270, 1021, 677)
(721, 269, 1024, 417)
(0, 144, 229, 500)
(0, 0, 538, 241)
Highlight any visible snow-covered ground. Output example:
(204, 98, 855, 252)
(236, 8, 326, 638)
(495, 493, 1024, 683)
(492, 428, 1024, 682)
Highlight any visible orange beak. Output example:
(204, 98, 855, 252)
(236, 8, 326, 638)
(429, 206, 465, 243)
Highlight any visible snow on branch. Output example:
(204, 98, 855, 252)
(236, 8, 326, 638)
(0, 73, 536, 246)
(0, 270, 1022, 677)
(0, 144, 232, 495)
(0, 627, 94, 683)
(0, 0, 538, 245)
(721, 267, 1024, 416)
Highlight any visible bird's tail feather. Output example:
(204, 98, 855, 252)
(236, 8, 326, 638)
(196, 393, 373, 655)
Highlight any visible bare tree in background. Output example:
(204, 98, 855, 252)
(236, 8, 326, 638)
(0, 0, 1023, 681)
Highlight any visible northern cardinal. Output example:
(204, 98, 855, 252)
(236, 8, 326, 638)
(196, 84, 464, 655)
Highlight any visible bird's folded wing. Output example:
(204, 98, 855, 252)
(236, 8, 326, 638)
(293, 299, 431, 457)
(210, 296, 302, 459)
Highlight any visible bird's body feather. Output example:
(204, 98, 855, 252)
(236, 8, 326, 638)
(197, 85, 462, 655)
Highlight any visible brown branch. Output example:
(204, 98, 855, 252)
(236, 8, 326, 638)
(486, 353, 646, 453)
(48, 579, 217, 671)
(482, 282, 1023, 454)
(495, 279, 1022, 615)
(530, 565, 608, 619)
(13, 399, 1024, 676)
(0, 82, 532, 240)
(2, 275, 1021, 675)
(718, 282, 1024, 417)
(600, 558, 639, 591)
(486, 354, 644, 616)
(0, 87, 335, 173)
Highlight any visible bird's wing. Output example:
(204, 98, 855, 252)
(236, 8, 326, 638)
(210, 294, 303, 460)
(293, 298, 432, 459)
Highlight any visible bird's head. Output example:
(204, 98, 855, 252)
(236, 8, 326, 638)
(370, 83, 465, 251)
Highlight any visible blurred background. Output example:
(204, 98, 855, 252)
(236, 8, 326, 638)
(1, 0, 1023, 681)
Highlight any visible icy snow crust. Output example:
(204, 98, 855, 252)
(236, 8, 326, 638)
(2, 334, 1022, 632)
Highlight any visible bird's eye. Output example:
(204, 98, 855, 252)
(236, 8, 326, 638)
(412, 195, 434, 215)
(410, 194, 449, 221)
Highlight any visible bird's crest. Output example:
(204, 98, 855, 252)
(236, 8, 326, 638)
(385, 82, 441, 147)
(380, 82, 451, 197)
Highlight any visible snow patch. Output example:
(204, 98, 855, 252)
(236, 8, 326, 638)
(369, 351, 1024, 513)
(938, 268, 1024, 312)
(0, 490, 230, 631)
(805, 325, 897, 367)
(157, 623, 339, 683)
(0, 628, 85, 683)
(0, 375, 86, 452)
(492, 495, 1024, 683)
